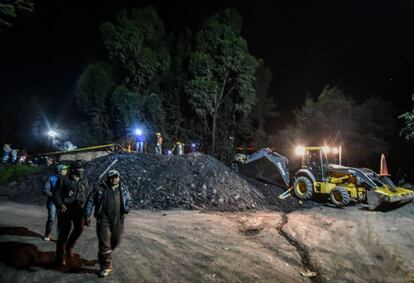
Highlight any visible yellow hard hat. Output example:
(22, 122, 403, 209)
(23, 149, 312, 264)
(155, 132, 161, 136)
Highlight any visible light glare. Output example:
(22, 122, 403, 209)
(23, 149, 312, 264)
(295, 146, 305, 156)
(48, 130, 58, 138)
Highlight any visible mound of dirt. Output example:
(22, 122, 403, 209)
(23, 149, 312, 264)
(0, 152, 314, 212)
(84, 152, 268, 211)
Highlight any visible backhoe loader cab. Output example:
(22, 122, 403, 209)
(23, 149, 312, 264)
(293, 146, 414, 209)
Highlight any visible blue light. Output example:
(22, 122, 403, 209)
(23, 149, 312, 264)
(135, 128, 142, 136)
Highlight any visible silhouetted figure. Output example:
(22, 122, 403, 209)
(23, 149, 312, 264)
(53, 161, 89, 266)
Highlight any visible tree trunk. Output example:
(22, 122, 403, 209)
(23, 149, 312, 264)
(212, 112, 217, 156)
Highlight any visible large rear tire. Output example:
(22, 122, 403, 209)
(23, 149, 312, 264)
(293, 176, 313, 200)
(330, 186, 351, 207)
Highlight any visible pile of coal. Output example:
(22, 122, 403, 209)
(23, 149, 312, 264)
(0, 152, 315, 212)
(84, 152, 266, 211)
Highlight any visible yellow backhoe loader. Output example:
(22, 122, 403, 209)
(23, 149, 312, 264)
(293, 146, 414, 209)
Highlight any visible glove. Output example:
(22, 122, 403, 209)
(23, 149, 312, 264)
(59, 204, 68, 213)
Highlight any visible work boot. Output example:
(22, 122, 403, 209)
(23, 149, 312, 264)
(56, 256, 66, 267)
(42, 235, 50, 241)
(99, 268, 112, 277)
(56, 243, 66, 266)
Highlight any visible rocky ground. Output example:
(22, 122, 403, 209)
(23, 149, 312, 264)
(0, 202, 413, 282)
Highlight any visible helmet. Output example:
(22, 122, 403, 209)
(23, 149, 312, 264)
(107, 169, 120, 182)
(56, 164, 69, 174)
(108, 169, 120, 178)
(155, 132, 161, 137)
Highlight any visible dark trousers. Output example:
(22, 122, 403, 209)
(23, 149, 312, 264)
(97, 215, 124, 269)
(56, 204, 84, 260)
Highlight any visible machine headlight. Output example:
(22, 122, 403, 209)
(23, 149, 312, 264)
(295, 146, 306, 156)
(322, 146, 331, 153)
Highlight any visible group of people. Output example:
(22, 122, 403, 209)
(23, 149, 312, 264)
(135, 131, 163, 154)
(2, 144, 28, 164)
(42, 161, 133, 277)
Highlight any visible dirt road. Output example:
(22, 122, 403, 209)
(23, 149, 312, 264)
(0, 202, 413, 282)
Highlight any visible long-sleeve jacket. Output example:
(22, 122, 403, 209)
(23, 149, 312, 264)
(42, 175, 59, 198)
(84, 181, 132, 221)
(53, 175, 89, 209)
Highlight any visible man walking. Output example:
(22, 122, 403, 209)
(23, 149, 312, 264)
(135, 129, 145, 153)
(53, 161, 89, 266)
(84, 169, 132, 277)
(155, 132, 163, 155)
(41, 164, 69, 241)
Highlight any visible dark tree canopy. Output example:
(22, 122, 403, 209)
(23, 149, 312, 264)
(399, 94, 414, 141)
(185, 8, 258, 157)
(272, 85, 396, 168)
(0, 0, 33, 31)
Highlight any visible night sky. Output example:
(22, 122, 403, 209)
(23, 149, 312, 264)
(1, 0, 413, 151)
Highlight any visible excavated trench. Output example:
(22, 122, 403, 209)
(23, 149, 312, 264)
(276, 213, 322, 283)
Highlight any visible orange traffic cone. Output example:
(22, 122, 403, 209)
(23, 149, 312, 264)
(379, 153, 390, 176)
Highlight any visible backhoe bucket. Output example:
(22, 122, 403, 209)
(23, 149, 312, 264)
(237, 148, 290, 187)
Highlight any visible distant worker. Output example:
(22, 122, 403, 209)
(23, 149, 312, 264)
(2, 144, 12, 164)
(155, 132, 163, 155)
(18, 149, 28, 164)
(135, 128, 145, 153)
(41, 164, 69, 241)
(190, 143, 197, 153)
(11, 149, 19, 163)
(84, 169, 132, 277)
(53, 161, 89, 266)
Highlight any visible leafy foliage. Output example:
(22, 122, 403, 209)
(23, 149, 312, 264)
(100, 7, 170, 91)
(399, 94, 414, 141)
(76, 62, 114, 143)
(0, 165, 39, 185)
(0, 0, 33, 31)
(185, 8, 258, 158)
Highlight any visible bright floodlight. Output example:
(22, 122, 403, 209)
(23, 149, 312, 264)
(295, 146, 305, 156)
(332, 147, 339, 154)
(48, 130, 58, 138)
(322, 145, 331, 154)
(135, 128, 142, 136)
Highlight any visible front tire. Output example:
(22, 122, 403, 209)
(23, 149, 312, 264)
(330, 186, 351, 207)
(293, 176, 314, 200)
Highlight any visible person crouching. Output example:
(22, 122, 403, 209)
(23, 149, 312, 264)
(84, 169, 132, 277)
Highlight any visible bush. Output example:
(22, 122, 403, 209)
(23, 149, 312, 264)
(0, 165, 40, 185)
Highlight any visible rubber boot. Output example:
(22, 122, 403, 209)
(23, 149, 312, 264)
(56, 242, 66, 266)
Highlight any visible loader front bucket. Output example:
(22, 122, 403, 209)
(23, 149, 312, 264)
(367, 187, 414, 210)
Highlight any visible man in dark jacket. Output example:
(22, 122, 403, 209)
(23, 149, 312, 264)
(84, 169, 132, 277)
(53, 161, 89, 266)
